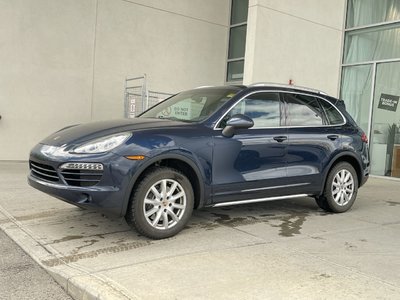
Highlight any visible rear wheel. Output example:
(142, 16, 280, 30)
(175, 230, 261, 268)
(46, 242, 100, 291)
(126, 167, 194, 239)
(315, 196, 332, 212)
(316, 162, 358, 213)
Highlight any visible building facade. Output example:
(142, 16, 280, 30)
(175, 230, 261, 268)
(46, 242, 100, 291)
(0, 0, 231, 160)
(340, 0, 400, 179)
(1, 0, 399, 180)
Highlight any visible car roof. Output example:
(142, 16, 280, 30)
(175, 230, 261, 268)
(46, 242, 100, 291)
(196, 83, 327, 96)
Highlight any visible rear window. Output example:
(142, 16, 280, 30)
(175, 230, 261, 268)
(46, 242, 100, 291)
(284, 93, 325, 126)
(319, 99, 345, 125)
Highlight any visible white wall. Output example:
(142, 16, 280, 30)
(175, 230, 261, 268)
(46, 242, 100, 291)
(91, 0, 230, 120)
(244, 0, 346, 96)
(0, 0, 96, 160)
(0, 0, 230, 160)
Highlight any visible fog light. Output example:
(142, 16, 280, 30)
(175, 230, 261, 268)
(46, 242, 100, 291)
(60, 162, 103, 170)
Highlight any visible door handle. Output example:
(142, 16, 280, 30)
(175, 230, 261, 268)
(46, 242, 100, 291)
(273, 136, 287, 143)
(327, 134, 339, 141)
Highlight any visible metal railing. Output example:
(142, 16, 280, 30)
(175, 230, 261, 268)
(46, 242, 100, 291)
(148, 90, 173, 109)
(124, 74, 173, 118)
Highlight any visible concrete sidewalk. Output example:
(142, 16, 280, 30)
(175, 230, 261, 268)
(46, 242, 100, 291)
(1, 161, 400, 299)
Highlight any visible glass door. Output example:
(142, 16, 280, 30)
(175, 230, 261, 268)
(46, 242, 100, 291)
(340, 64, 373, 135)
(370, 61, 400, 177)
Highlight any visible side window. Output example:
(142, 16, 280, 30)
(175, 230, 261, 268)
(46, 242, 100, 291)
(219, 92, 281, 128)
(319, 99, 345, 125)
(284, 93, 326, 126)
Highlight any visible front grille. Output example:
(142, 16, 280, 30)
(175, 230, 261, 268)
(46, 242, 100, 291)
(30, 161, 59, 182)
(60, 169, 103, 187)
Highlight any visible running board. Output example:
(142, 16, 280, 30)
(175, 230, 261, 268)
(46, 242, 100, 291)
(212, 194, 309, 207)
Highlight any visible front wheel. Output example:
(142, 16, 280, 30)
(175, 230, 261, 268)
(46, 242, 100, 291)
(316, 162, 358, 213)
(126, 167, 194, 239)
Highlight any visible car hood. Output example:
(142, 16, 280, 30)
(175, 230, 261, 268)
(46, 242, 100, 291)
(40, 118, 188, 147)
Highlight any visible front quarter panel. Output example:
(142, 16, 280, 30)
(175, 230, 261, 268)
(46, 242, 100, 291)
(112, 126, 214, 212)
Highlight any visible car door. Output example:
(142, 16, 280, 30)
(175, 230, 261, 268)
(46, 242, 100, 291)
(283, 92, 344, 195)
(212, 91, 289, 204)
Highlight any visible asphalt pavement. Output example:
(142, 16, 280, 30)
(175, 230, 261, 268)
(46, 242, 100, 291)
(0, 229, 71, 300)
(1, 161, 400, 299)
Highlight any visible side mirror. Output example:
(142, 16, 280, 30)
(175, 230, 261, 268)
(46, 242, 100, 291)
(222, 114, 254, 137)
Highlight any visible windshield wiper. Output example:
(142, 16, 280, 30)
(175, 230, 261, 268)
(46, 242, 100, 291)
(156, 116, 192, 123)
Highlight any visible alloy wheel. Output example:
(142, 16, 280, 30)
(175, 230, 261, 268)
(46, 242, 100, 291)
(331, 169, 354, 206)
(143, 179, 187, 230)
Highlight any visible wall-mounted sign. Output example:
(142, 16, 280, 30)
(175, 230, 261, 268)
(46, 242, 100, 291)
(378, 93, 399, 112)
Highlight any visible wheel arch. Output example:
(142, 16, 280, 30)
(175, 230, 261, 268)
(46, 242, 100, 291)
(121, 153, 205, 216)
(321, 152, 363, 194)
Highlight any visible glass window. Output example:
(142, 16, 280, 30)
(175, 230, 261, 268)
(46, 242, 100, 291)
(285, 94, 325, 126)
(227, 0, 248, 82)
(369, 61, 400, 177)
(140, 88, 240, 122)
(340, 65, 373, 134)
(219, 93, 281, 128)
(343, 23, 400, 64)
(227, 60, 244, 82)
(228, 25, 247, 59)
(319, 99, 344, 125)
(231, 0, 249, 25)
(346, 0, 400, 28)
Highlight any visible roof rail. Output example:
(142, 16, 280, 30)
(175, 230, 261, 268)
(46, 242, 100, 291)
(193, 85, 215, 89)
(249, 82, 328, 95)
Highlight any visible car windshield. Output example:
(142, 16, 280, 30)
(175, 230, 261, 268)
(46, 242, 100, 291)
(139, 87, 241, 123)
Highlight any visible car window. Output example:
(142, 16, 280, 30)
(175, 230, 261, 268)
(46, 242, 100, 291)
(219, 92, 281, 128)
(319, 99, 344, 125)
(284, 93, 326, 126)
(139, 88, 240, 122)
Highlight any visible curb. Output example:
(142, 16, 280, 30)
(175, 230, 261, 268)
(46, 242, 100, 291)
(0, 204, 138, 300)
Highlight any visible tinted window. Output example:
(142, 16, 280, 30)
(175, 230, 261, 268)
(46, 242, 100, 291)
(285, 94, 325, 126)
(319, 99, 344, 125)
(220, 92, 281, 128)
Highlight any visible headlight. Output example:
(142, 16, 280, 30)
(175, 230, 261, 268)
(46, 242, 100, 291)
(72, 133, 131, 154)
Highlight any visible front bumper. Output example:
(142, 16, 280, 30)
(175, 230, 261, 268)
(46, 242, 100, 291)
(28, 174, 122, 214)
(28, 144, 140, 216)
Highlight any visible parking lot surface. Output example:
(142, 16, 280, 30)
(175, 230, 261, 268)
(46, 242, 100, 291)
(0, 229, 72, 300)
(1, 161, 400, 299)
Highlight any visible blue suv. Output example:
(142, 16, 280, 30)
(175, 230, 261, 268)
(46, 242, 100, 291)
(28, 83, 370, 239)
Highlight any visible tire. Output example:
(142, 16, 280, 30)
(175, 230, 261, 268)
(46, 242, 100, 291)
(315, 196, 332, 212)
(316, 162, 358, 213)
(125, 167, 194, 239)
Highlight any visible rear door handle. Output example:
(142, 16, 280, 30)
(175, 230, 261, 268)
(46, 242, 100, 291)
(273, 136, 287, 143)
(327, 134, 339, 141)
